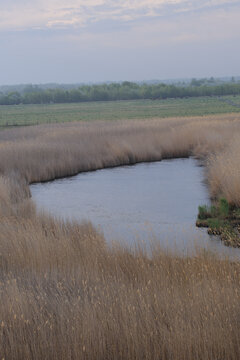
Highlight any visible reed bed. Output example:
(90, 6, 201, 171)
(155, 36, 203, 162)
(0, 114, 240, 358)
(0, 113, 240, 192)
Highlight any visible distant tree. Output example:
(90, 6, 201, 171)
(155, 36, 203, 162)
(1, 81, 240, 105)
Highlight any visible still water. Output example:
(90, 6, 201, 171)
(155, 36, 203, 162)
(31, 158, 239, 257)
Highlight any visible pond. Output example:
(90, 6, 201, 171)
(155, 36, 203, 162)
(31, 158, 239, 257)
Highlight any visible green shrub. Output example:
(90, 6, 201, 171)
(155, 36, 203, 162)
(219, 198, 229, 217)
(198, 199, 230, 221)
(210, 205, 218, 218)
(198, 205, 209, 220)
(207, 218, 225, 229)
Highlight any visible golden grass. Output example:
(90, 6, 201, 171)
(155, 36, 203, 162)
(0, 114, 240, 359)
(0, 113, 239, 189)
(208, 134, 240, 206)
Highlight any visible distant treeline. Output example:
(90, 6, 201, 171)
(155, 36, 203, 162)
(1, 81, 240, 105)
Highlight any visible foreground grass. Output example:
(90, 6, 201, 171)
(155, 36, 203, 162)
(0, 114, 240, 358)
(0, 178, 240, 359)
(1, 96, 240, 127)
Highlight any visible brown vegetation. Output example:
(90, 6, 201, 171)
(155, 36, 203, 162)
(0, 113, 239, 190)
(1, 114, 240, 359)
(208, 134, 240, 205)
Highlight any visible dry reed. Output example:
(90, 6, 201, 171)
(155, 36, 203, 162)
(0, 114, 240, 359)
(0, 114, 239, 191)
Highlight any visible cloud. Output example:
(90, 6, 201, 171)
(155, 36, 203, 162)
(62, 5, 240, 49)
(0, 0, 240, 32)
(1, 0, 240, 84)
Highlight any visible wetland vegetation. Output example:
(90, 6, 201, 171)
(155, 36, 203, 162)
(1, 108, 240, 358)
(197, 198, 240, 247)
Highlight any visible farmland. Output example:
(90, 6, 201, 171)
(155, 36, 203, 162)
(1, 95, 240, 127)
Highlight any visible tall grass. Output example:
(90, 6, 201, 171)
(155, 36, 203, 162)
(0, 114, 240, 358)
(208, 134, 240, 205)
(0, 113, 239, 188)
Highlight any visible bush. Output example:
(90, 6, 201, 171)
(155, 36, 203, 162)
(207, 218, 225, 229)
(219, 198, 229, 217)
(198, 205, 209, 220)
(210, 205, 218, 217)
(198, 199, 230, 221)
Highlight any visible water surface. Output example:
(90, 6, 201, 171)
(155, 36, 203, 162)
(31, 158, 239, 257)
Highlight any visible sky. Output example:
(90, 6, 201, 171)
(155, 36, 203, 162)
(0, 0, 240, 85)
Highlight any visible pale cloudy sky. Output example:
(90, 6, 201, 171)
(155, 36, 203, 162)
(0, 0, 240, 84)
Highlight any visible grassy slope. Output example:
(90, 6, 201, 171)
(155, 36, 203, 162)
(1, 95, 240, 127)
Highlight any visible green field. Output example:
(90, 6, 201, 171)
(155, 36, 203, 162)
(1, 95, 240, 127)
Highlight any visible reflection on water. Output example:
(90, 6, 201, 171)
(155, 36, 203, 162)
(31, 158, 240, 258)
